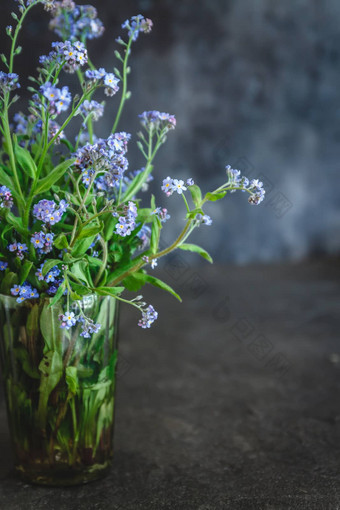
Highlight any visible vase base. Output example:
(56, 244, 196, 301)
(15, 461, 112, 487)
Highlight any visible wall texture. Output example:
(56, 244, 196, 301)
(1, 0, 340, 263)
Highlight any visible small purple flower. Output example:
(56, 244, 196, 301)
(59, 311, 77, 329)
(187, 178, 194, 186)
(31, 231, 54, 254)
(196, 213, 212, 226)
(31, 232, 44, 249)
(79, 99, 104, 122)
(35, 263, 45, 281)
(49, 5, 104, 41)
(29, 288, 39, 299)
(115, 217, 130, 237)
(138, 304, 158, 329)
(139, 110, 176, 131)
(0, 186, 13, 209)
(0, 261, 8, 271)
(10, 285, 21, 296)
(11, 283, 39, 303)
(172, 179, 187, 195)
(0, 71, 20, 93)
(79, 317, 101, 337)
(45, 267, 61, 283)
(33, 199, 67, 225)
(41, 82, 60, 102)
(8, 241, 28, 259)
(104, 73, 120, 94)
(122, 15, 153, 42)
(161, 177, 174, 196)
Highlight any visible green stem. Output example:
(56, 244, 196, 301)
(111, 36, 133, 134)
(182, 193, 190, 213)
(121, 137, 161, 203)
(94, 236, 108, 286)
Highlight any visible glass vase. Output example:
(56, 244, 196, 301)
(0, 293, 119, 486)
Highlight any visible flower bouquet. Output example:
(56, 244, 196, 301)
(0, 0, 265, 486)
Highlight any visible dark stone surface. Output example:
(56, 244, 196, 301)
(1, 259, 340, 508)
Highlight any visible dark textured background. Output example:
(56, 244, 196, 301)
(1, 0, 340, 263)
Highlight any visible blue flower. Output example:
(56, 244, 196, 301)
(121, 15, 153, 42)
(139, 111, 176, 131)
(59, 311, 77, 329)
(35, 263, 45, 281)
(161, 177, 174, 196)
(0, 72, 20, 93)
(0, 186, 13, 209)
(0, 261, 8, 271)
(172, 179, 187, 195)
(152, 207, 170, 223)
(31, 231, 54, 254)
(40, 82, 72, 114)
(138, 304, 158, 329)
(114, 201, 138, 237)
(49, 4, 104, 41)
(11, 283, 39, 302)
(33, 199, 68, 225)
(10, 285, 20, 296)
(79, 317, 101, 337)
(104, 73, 120, 93)
(78, 100, 104, 123)
(196, 213, 212, 226)
(31, 233, 45, 249)
(45, 267, 61, 283)
(8, 241, 28, 260)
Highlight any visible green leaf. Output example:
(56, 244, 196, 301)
(188, 184, 202, 207)
(71, 235, 97, 258)
(103, 213, 117, 242)
(0, 271, 18, 294)
(186, 207, 204, 220)
(122, 273, 146, 292)
(178, 243, 213, 263)
(20, 260, 33, 284)
(150, 215, 162, 254)
(14, 143, 37, 179)
(204, 191, 227, 202)
(1, 224, 13, 241)
(122, 164, 154, 202)
(78, 223, 103, 240)
(40, 301, 63, 353)
(137, 208, 153, 223)
(70, 260, 92, 286)
(85, 254, 103, 268)
(66, 366, 79, 395)
(42, 259, 64, 276)
(35, 158, 76, 195)
(50, 280, 66, 307)
(106, 257, 143, 286)
(123, 271, 182, 301)
(37, 350, 63, 430)
(26, 303, 40, 369)
(68, 282, 89, 296)
(13, 347, 40, 379)
(0, 165, 15, 191)
(94, 286, 125, 297)
(53, 234, 69, 250)
(3, 210, 26, 235)
(60, 138, 75, 152)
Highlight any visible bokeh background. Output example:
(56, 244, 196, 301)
(1, 0, 340, 263)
